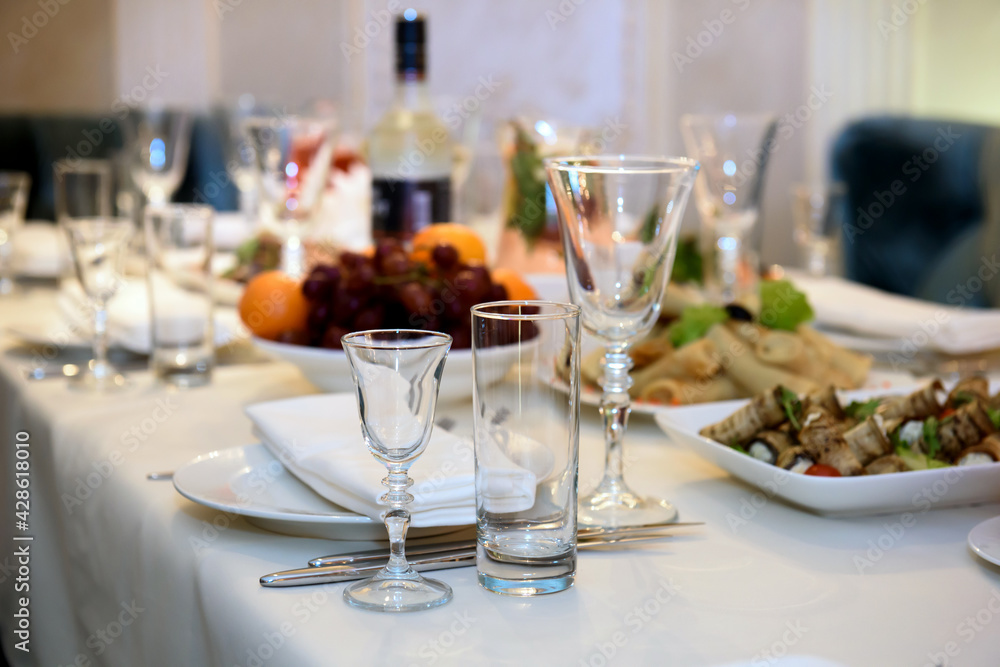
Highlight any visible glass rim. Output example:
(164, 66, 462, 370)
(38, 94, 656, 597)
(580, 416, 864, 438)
(341, 329, 452, 350)
(679, 112, 779, 126)
(52, 158, 113, 176)
(471, 300, 581, 322)
(544, 154, 699, 174)
(143, 202, 215, 218)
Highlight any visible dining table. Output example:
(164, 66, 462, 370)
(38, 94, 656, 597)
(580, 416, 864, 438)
(2, 282, 1000, 667)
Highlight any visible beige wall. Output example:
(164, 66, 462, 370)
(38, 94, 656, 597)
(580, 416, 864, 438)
(0, 0, 116, 113)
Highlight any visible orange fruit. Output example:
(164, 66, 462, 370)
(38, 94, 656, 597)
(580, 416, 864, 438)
(490, 268, 538, 300)
(239, 270, 309, 340)
(410, 223, 487, 267)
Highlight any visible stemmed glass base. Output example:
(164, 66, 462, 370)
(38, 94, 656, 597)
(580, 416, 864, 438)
(344, 569, 453, 613)
(578, 485, 677, 528)
(69, 360, 128, 392)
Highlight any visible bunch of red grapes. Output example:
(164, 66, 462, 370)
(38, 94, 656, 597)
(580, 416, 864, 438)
(294, 239, 508, 350)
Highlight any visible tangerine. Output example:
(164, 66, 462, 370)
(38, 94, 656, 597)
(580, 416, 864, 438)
(410, 223, 487, 267)
(238, 270, 309, 340)
(490, 268, 538, 301)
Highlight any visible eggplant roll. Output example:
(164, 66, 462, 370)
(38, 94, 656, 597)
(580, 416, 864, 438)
(956, 434, 1000, 466)
(746, 430, 794, 465)
(797, 410, 863, 476)
(843, 417, 892, 466)
(877, 380, 943, 421)
(865, 454, 909, 475)
(776, 446, 814, 473)
(936, 400, 997, 461)
(699, 386, 788, 446)
(804, 385, 845, 420)
(947, 376, 990, 407)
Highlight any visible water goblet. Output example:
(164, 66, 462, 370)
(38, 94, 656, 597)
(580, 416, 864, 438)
(63, 218, 133, 392)
(121, 106, 193, 208)
(680, 113, 778, 303)
(341, 329, 454, 612)
(0, 172, 31, 296)
(547, 155, 698, 527)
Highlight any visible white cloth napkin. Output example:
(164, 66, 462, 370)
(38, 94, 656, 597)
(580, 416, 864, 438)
(11, 222, 71, 277)
(245, 394, 478, 527)
(58, 279, 244, 354)
(791, 272, 1000, 354)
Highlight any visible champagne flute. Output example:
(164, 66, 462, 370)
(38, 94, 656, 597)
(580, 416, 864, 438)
(341, 329, 453, 612)
(547, 155, 698, 527)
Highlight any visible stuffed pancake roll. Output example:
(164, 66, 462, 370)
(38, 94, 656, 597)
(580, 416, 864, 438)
(843, 417, 893, 465)
(776, 446, 814, 474)
(947, 376, 990, 407)
(699, 386, 788, 446)
(877, 380, 943, 420)
(956, 434, 1000, 466)
(746, 430, 794, 465)
(797, 410, 863, 476)
(865, 454, 909, 475)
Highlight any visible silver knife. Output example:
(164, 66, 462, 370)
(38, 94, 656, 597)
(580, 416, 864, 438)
(308, 521, 703, 568)
(261, 530, 700, 588)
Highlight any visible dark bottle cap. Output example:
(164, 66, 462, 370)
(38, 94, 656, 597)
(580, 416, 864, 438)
(395, 11, 425, 78)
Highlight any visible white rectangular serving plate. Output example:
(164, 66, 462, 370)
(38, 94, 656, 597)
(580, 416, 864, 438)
(654, 387, 1000, 516)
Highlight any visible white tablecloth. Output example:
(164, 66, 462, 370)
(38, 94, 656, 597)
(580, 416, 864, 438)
(2, 288, 1000, 666)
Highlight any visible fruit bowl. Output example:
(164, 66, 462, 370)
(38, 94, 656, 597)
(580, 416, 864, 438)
(252, 335, 524, 403)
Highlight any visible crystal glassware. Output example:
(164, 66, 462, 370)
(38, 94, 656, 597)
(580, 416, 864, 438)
(242, 114, 336, 278)
(791, 182, 846, 277)
(341, 329, 453, 612)
(547, 156, 698, 527)
(121, 106, 193, 208)
(63, 218, 133, 392)
(680, 113, 778, 303)
(0, 172, 31, 295)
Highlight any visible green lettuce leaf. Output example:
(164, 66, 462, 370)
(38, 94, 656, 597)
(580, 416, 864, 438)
(759, 279, 815, 331)
(667, 305, 729, 348)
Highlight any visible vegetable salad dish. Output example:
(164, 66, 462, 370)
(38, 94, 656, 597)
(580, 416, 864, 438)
(699, 377, 1000, 476)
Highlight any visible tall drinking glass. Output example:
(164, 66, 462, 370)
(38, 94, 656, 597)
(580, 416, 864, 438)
(472, 301, 581, 596)
(242, 114, 336, 277)
(341, 329, 453, 612)
(63, 218, 133, 392)
(791, 182, 846, 276)
(121, 107, 193, 207)
(0, 172, 31, 295)
(547, 156, 698, 527)
(680, 114, 778, 303)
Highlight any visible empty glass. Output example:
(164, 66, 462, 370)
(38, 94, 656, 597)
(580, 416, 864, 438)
(63, 218, 133, 392)
(680, 113, 778, 303)
(547, 156, 698, 527)
(242, 114, 336, 277)
(0, 172, 31, 295)
(145, 205, 215, 388)
(791, 183, 846, 276)
(54, 159, 114, 221)
(472, 301, 581, 596)
(122, 107, 192, 207)
(341, 329, 453, 612)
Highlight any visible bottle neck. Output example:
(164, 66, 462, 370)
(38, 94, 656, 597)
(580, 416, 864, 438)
(394, 73, 431, 110)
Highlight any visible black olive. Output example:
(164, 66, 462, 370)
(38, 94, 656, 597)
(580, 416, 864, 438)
(725, 304, 753, 321)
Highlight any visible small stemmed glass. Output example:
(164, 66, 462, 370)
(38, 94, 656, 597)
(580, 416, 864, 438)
(341, 329, 453, 612)
(547, 156, 699, 527)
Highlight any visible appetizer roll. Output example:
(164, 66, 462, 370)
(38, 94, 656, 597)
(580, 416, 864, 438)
(775, 446, 814, 473)
(877, 380, 943, 421)
(699, 385, 787, 446)
(956, 434, 1000, 466)
(947, 376, 990, 407)
(936, 401, 997, 460)
(746, 430, 794, 465)
(797, 410, 863, 476)
(865, 454, 909, 475)
(843, 417, 892, 466)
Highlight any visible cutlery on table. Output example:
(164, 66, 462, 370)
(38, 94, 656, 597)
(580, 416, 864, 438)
(261, 522, 702, 588)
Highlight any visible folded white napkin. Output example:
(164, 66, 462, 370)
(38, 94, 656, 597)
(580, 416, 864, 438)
(245, 394, 477, 527)
(58, 278, 244, 354)
(475, 425, 551, 514)
(791, 272, 1000, 355)
(180, 212, 253, 251)
(11, 222, 71, 277)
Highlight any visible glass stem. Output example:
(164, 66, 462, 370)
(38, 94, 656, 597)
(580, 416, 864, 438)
(382, 468, 414, 576)
(596, 342, 633, 496)
(93, 303, 110, 378)
(716, 231, 743, 304)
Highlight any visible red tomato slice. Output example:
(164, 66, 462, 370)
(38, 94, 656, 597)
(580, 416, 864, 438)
(939, 407, 956, 419)
(804, 464, 841, 477)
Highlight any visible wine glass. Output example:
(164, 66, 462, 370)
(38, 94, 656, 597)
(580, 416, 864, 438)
(791, 182, 846, 276)
(341, 329, 453, 612)
(63, 218, 133, 392)
(121, 106, 193, 208)
(680, 114, 777, 303)
(242, 114, 336, 278)
(546, 155, 699, 527)
(0, 172, 31, 296)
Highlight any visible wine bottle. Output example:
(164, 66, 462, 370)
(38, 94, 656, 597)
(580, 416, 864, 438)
(368, 11, 452, 239)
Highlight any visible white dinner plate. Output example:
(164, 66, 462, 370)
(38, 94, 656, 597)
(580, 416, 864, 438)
(654, 386, 1000, 516)
(173, 443, 461, 540)
(968, 515, 1000, 567)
